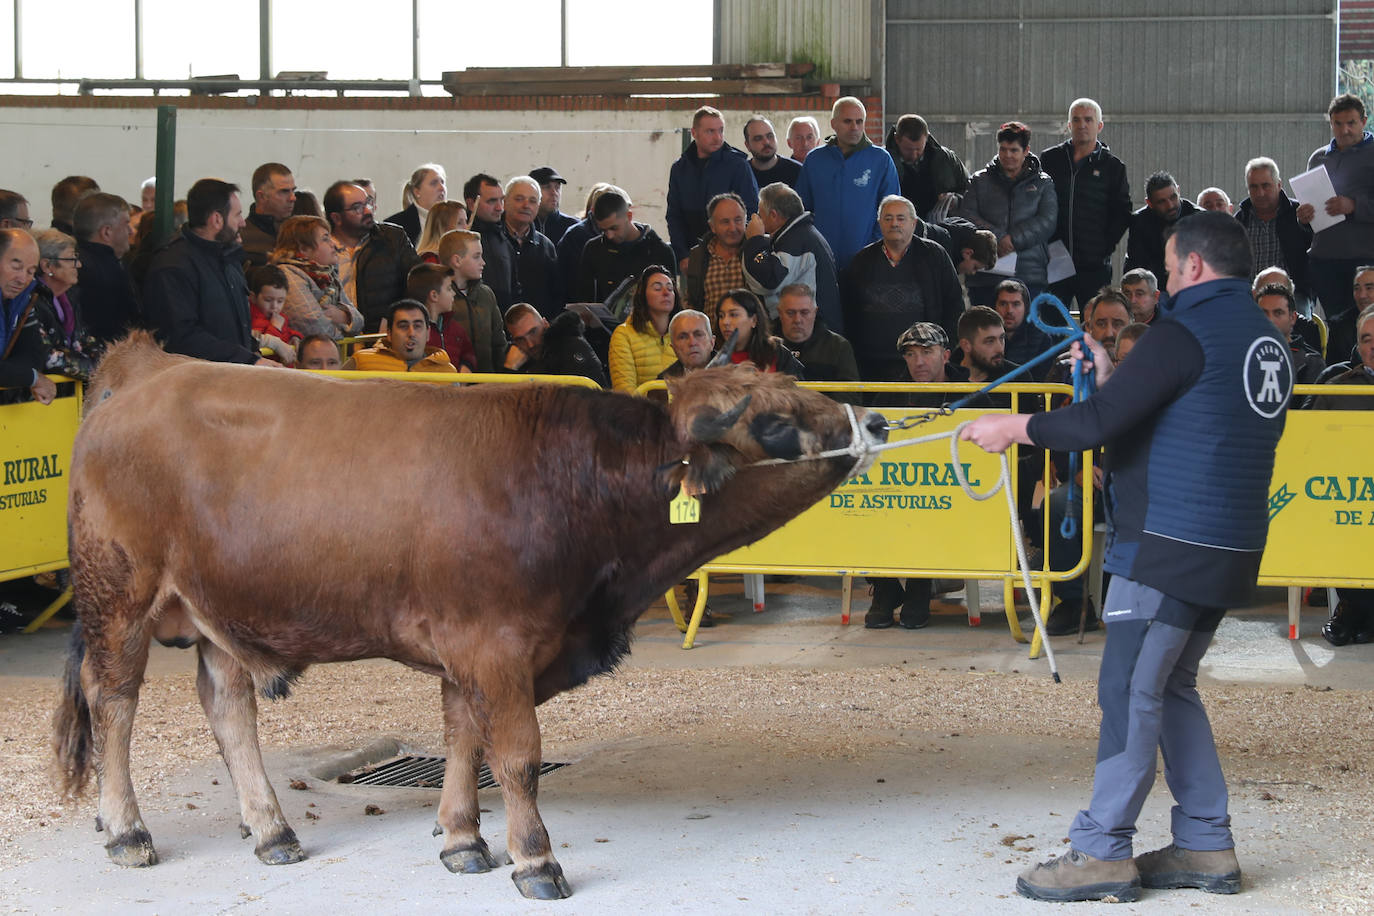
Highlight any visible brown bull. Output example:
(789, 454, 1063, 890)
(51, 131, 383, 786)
(52, 332, 886, 899)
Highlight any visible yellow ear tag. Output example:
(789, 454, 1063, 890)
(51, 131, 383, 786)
(670, 483, 701, 525)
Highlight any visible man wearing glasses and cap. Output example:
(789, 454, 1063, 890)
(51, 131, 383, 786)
(530, 167, 578, 246)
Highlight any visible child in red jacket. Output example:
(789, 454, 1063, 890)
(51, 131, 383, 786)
(249, 265, 303, 365)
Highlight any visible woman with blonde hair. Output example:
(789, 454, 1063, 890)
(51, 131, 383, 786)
(416, 199, 469, 263)
(269, 215, 363, 339)
(385, 163, 447, 245)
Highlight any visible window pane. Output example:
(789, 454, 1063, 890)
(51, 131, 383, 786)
(21, 1, 133, 79)
(418, 1, 561, 79)
(273, 0, 411, 80)
(142, 0, 259, 80)
(566, 0, 711, 67)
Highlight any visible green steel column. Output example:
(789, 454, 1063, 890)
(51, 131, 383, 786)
(154, 106, 176, 246)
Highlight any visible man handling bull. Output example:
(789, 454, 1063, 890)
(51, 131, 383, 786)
(961, 211, 1292, 903)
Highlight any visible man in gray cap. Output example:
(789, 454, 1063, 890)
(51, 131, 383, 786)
(864, 320, 971, 631)
(531, 167, 577, 245)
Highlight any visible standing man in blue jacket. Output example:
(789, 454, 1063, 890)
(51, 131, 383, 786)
(962, 212, 1291, 904)
(666, 106, 759, 271)
(796, 96, 900, 271)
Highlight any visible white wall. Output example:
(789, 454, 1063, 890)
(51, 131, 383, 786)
(0, 102, 828, 236)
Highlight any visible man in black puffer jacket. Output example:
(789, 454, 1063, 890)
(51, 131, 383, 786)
(324, 180, 421, 333)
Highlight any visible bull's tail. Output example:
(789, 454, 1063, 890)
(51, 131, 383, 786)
(51, 619, 93, 799)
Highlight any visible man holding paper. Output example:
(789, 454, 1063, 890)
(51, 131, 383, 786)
(1297, 93, 1374, 362)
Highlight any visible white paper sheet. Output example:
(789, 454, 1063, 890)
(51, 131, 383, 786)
(1046, 240, 1076, 283)
(1289, 165, 1344, 234)
(987, 252, 1017, 276)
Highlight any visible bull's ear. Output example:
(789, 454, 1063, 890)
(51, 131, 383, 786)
(665, 444, 740, 496)
(689, 393, 752, 443)
(750, 412, 802, 460)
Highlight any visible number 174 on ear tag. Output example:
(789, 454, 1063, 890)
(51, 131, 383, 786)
(670, 484, 700, 524)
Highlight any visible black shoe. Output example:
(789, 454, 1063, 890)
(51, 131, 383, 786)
(864, 579, 902, 629)
(1044, 599, 1098, 637)
(898, 590, 931, 629)
(1323, 603, 1357, 646)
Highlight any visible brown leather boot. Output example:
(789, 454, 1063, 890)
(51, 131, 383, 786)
(1135, 843, 1241, 894)
(1016, 848, 1141, 902)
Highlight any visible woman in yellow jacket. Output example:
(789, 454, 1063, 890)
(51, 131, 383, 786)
(608, 265, 682, 392)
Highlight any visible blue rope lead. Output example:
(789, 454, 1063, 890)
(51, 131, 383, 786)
(1026, 292, 1095, 539)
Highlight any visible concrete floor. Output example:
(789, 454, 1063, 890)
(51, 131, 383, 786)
(1, 577, 1369, 914)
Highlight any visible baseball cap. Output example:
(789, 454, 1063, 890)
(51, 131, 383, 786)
(896, 321, 948, 352)
(529, 167, 566, 185)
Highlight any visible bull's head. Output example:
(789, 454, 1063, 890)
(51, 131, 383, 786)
(665, 366, 888, 496)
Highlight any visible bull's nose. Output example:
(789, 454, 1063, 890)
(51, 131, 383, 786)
(863, 411, 889, 443)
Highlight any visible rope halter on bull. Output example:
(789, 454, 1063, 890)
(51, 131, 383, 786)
(749, 294, 1099, 684)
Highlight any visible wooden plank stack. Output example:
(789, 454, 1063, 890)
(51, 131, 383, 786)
(442, 63, 815, 97)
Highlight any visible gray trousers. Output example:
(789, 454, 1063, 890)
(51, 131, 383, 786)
(1068, 577, 1234, 861)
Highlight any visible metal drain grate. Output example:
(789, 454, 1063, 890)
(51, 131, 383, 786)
(339, 755, 566, 790)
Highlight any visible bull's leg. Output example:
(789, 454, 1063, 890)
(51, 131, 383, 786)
(435, 679, 500, 874)
(485, 679, 571, 900)
(195, 640, 304, 865)
(80, 645, 157, 867)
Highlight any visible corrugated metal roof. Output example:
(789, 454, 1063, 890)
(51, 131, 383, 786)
(716, 0, 872, 82)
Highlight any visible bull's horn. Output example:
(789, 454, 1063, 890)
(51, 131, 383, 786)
(705, 329, 741, 369)
(690, 393, 753, 442)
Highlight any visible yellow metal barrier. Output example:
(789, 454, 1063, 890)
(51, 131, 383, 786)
(638, 379, 1094, 654)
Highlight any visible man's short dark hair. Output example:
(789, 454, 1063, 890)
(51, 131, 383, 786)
(1328, 92, 1366, 120)
(73, 192, 129, 241)
(504, 302, 540, 329)
(186, 178, 238, 229)
(958, 305, 1003, 343)
(51, 176, 99, 223)
(322, 180, 358, 218)
(1087, 287, 1131, 319)
(758, 182, 803, 223)
(741, 115, 771, 143)
(247, 265, 288, 295)
(1165, 210, 1254, 280)
(387, 298, 430, 325)
(706, 191, 746, 221)
(1145, 171, 1177, 198)
(895, 114, 929, 142)
(994, 278, 1030, 309)
(591, 190, 630, 223)
(406, 262, 452, 303)
(1117, 323, 1149, 348)
(996, 121, 1031, 149)
(463, 173, 500, 203)
(0, 189, 28, 222)
(1255, 282, 1296, 312)
(297, 334, 336, 359)
(967, 230, 998, 270)
(251, 163, 292, 195)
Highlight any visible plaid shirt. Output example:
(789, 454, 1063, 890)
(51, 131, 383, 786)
(1246, 216, 1285, 274)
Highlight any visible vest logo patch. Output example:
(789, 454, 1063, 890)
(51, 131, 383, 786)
(853, 169, 872, 188)
(1243, 337, 1293, 419)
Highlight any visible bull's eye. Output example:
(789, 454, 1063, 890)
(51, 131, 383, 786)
(750, 412, 802, 460)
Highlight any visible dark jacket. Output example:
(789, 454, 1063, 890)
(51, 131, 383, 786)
(955, 153, 1058, 287)
(240, 205, 280, 273)
(666, 140, 759, 262)
(1235, 194, 1313, 296)
(1004, 318, 1055, 379)
(885, 128, 970, 218)
(521, 309, 608, 387)
(353, 221, 422, 332)
(750, 155, 803, 190)
(143, 225, 258, 363)
(556, 217, 598, 301)
(76, 238, 141, 344)
(452, 281, 506, 373)
(1124, 199, 1201, 287)
(1, 281, 50, 389)
(1038, 140, 1131, 268)
(477, 218, 563, 320)
(576, 222, 675, 303)
(1028, 277, 1290, 608)
(383, 204, 423, 246)
(740, 211, 842, 331)
(1311, 364, 1374, 409)
(789, 321, 859, 383)
(535, 209, 579, 246)
(842, 237, 964, 381)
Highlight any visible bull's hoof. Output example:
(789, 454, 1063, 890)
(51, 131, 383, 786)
(254, 828, 306, 865)
(512, 862, 572, 899)
(106, 828, 158, 867)
(441, 839, 499, 874)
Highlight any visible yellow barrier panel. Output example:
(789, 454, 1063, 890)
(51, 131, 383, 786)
(1, 378, 82, 583)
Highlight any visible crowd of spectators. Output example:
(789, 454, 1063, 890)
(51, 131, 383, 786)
(3, 91, 1372, 644)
